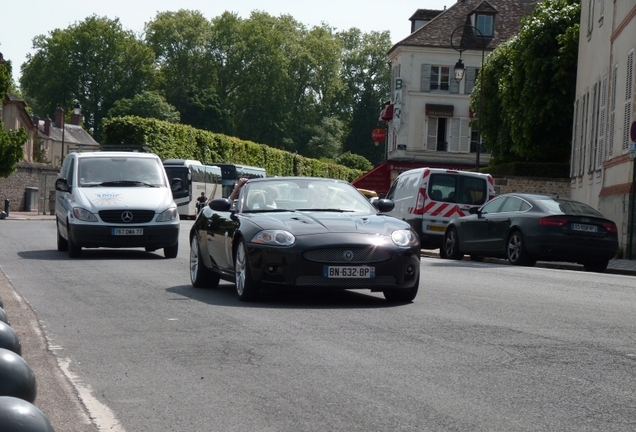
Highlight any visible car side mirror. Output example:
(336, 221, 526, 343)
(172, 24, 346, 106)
(208, 198, 232, 212)
(468, 207, 480, 215)
(374, 198, 395, 213)
(55, 178, 70, 193)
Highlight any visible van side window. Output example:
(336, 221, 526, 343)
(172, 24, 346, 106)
(458, 176, 487, 205)
(67, 159, 75, 186)
(429, 174, 456, 202)
(385, 181, 398, 201)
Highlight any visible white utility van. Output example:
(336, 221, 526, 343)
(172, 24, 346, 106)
(55, 151, 182, 258)
(385, 168, 495, 252)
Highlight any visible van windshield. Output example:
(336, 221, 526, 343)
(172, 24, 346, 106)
(78, 157, 166, 187)
(429, 174, 487, 205)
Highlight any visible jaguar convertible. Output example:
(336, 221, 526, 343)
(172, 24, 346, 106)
(189, 177, 421, 302)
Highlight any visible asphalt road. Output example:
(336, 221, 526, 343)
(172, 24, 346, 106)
(1, 219, 635, 431)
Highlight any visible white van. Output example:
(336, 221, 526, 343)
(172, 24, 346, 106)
(55, 151, 182, 258)
(384, 168, 495, 252)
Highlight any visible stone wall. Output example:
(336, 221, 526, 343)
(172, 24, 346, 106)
(492, 175, 570, 198)
(0, 162, 60, 213)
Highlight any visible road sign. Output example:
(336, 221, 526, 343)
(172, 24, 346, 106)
(372, 128, 386, 142)
(631, 121, 636, 142)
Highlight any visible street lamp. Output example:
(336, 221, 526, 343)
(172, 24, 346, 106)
(450, 25, 486, 171)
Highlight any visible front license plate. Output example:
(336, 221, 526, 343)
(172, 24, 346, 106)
(112, 228, 143, 236)
(571, 223, 597, 233)
(427, 224, 446, 232)
(323, 266, 375, 278)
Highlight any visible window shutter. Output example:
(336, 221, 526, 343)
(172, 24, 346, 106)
(421, 64, 431, 92)
(464, 67, 477, 94)
(450, 76, 459, 94)
(426, 117, 438, 150)
(449, 118, 460, 152)
(608, 65, 617, 158)
(623, 50, 634, 152)
(570, 100, 578, 178)
(596, 75, 607, 169)
(460, 118, 471, 153)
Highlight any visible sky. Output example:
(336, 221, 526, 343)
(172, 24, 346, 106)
(1, 0, 451, 85)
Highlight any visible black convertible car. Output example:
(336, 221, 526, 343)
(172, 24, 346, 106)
(442, 193, 619, 271)
(189, 177, 421, 302)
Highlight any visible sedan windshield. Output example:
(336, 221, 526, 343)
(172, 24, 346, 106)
(241, 179, 375, 213)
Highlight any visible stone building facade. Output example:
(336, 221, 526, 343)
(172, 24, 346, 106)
(0, 162, 59, 214)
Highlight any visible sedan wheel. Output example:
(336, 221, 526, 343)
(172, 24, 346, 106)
(583, 260, 609, 273)
(190, 236, 220, 288)
(384, 275, 419, 303)
(443, 228, 463, 260)
(235, 240, 259, 301)
(506, 230, 535, 266)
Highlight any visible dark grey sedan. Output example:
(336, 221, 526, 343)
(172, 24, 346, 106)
(442, 193, 619, 272)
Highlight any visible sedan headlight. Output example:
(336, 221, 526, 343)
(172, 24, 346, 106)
(391, 229, 419, 247)
(72, 207, 98, 222)
(251, 230, 295, 246)
(157, 207, 179, 222)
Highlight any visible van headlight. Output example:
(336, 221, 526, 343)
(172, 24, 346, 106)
(391, 229, 419, 247)
(157, 207, 179, 222)
(72, 207, 98, 222)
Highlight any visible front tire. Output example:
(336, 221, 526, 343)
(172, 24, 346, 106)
(56, 221, 68, 252)
(506, 230, 535, 266)
(443, 227, 463, 260)
(164, 243, 178, 259)
(235, 239, 259, 301)
(67, 225, 82, 258)
(384, 275, 419, 303)
(190, 236, 220, 288)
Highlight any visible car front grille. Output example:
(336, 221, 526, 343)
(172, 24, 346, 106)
(295, 275, 397, 287)
(303, 248, 391, 264)
(98, 210, 155, 224)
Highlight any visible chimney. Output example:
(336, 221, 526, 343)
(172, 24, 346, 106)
(32, 114, 40, 127)
(55, 106, 65, 128)
(71, 101, 82, 125)
(44, 116, 51, 135)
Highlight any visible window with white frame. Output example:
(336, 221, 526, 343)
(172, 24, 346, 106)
(476, 15, 494, 37)
(609, 65, 617, 158)
(623, 50, 634, 152)
(596, 75, 607, 170)
(430, 66, 450, 91)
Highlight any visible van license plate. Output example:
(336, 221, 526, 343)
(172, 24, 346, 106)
(323, 266, 375, 278)
(112, 228, 143, 236)
(427, 224, 446, 232)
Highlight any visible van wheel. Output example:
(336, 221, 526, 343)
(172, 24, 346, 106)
(67, 225, 82, 258)
(56, 221, 68, 252)
(443, 228, 463, 260)
(164, 243, 178, 259)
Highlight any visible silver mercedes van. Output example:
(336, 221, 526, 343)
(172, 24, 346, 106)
(55, 151, 182, 258)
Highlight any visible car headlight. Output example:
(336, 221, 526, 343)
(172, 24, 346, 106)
(391, 229, 419, 247)
(251, 230, 295, 246)
(72, 207, 98, 222)
(157, 207, 179, 222)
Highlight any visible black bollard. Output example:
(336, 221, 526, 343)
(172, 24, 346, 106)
(4, 199, 9, 217)
(0, 321, 21, 356)
(0, 397, 55, 431)
(0, 348, 37, 402)
(0, 307, 8, 325)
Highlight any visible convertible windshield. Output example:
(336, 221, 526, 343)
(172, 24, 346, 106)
(241, 179, 375, 213)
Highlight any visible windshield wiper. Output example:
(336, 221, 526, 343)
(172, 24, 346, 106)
(99, 180, 157, 187)
(295, 208, 354, 212)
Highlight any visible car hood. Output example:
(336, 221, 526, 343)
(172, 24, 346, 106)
(74, 187, 175, 212)
(243, 211, 408, 235)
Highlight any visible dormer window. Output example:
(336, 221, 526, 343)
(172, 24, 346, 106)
(475, 14, 494, 37)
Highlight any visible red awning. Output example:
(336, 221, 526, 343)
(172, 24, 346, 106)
(379, 104, 394, 121)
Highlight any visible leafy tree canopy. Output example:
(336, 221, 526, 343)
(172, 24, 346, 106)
(0, 59, 27, 177)
(20, 15, 156, 141)
(473, 0, 580, 164)
(108, 91, 180, 123)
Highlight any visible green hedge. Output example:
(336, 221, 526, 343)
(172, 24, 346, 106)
(102, 116, 362, 181)
(484, 162, 570, 178)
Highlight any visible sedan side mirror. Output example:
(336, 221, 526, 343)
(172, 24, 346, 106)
(374, 198, 395, 213)
(468, 207, 481, 215)
(208, 198, 232, 212)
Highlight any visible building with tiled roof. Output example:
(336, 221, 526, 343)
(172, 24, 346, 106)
(353, 0, 540, 195)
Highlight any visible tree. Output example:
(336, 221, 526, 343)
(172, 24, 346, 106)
(108, 91, 180, 123)
(335, 152, 373, 171)
(337, 29, 392, 165)
(0, 58, 27, 177)
(473, 0, 580, 164)
(303, 116, 345, 159)
(20, 16, 156, 142)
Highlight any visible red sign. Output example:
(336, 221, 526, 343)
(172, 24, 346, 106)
(372, 128, 386, 142)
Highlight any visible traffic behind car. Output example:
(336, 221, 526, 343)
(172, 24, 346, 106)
(442, 193, 619, 272)
(189, 177, 421, 302)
